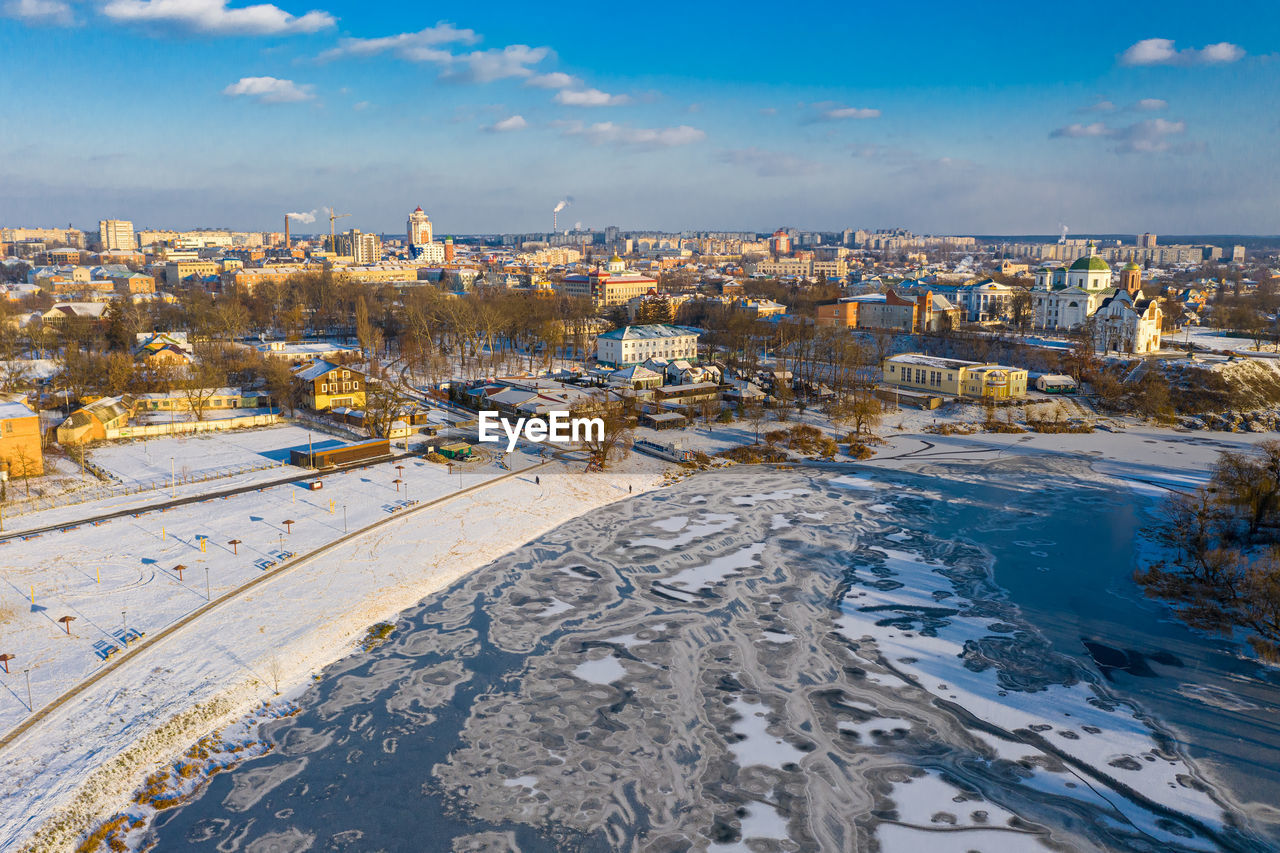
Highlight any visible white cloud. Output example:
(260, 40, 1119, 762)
(314, 24, 549, 84)
(352, 100, 369, 111)
(442, 45, 550, 83)
(1050, 117, 1187, 153)
(1133, 97, 1168, 111)
(315, 22, 477, 62)
(2, 0, 74, 25)
(223, 76, 314, 103)
(818, 106, 880, 121)
(524, 71, 578, 89)
(486, 114, 527, 132)
(553, 88, 630, 107)
(560, 121, 705, 148)
(1050, 122, 1111, 138)
(102, 0, 334, 35)
(1081, 99, 1116, 112)
(1119, 38, 1245, 66)
(1112, 118, 1186, 152)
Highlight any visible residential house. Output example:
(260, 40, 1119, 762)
(134, 331, 193, 365)
(291, 359, 366, 411)
(134, 387, 272, 416)
(0, 397, 43, 477)
(41, 302, 109, 328)
(56, 394, 134, 444)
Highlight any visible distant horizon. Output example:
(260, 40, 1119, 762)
(8, 221, 1280, 244)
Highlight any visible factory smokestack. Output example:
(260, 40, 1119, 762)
(552, 196, 573, 234)
(284, 215, 290, 251)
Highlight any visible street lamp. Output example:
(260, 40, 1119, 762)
(204, 566, 210, 601)
(23, 668, 32, 712)
(343, 504, 348, 533)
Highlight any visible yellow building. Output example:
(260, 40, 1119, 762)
(0, 398, 43, 477)
(291, 359, 366, 410)
(165, 260, 221, 285)
(882, 353, 1027, 400)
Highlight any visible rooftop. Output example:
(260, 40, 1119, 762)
(598, 324, 700, 342)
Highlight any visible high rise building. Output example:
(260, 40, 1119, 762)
(335, 229, 381, 264)
(98, 219, 136, 251)
(1138, 232, 1157, 248)
(406, 206, 433, 246)
(1232, 245, 1246, 263)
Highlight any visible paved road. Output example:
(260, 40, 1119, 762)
(0, 460, 539, 754)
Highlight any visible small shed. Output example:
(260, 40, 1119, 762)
(438, 442, 472, 460)
(1034, 374, 1078, 394)
(639, 411, 688, 430)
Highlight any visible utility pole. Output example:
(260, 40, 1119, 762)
(23, 668, 31, 712)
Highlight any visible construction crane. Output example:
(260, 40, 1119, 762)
(327, 206, 351, 252)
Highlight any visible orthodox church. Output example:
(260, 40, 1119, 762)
(1031, 244, 1162, 353)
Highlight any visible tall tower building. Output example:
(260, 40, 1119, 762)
(407, 206, 433, 246)
(1138, 232, 1157, 249)
(443, 237, 455, 262)
(336, 229, 381, 264)
(1120, 262, 1142, 295)
(98, 219, 136, 252)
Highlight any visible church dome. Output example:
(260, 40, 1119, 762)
(1070, 255, 1111, 272)
(1123, 261, 1140, 271)
(610, 254, 623, 263)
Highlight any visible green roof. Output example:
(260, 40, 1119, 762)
(1070, 255, 1111, 272)
(1123, 261, 1140, 271)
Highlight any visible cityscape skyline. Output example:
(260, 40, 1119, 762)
(1, 0, 1277, 234)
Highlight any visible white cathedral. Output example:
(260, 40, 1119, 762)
(1032, 244, 1163, 354)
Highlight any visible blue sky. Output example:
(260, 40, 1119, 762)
(1, 0, 1276, 235)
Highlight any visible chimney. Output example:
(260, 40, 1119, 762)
(553, 210, 558, 233)
(284, 215, 290, 251)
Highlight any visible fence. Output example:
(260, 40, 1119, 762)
(2, 458, 290, 520)
(105, 412, 280, 440)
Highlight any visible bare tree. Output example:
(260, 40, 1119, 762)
(571, 395, 634, 468)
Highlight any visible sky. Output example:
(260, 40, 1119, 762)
(0, 0, 1277, 236)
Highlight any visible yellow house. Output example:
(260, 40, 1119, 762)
(882, 353, 1027, 400)
(291, 359, 366, 411)
(0, 398, 43, 477)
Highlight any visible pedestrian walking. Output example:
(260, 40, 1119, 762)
(628, 484, 632, 494)
(536, 476, 540, 485)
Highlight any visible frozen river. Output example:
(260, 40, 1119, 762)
(144, 460, 1280, 851)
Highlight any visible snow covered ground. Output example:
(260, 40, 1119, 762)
(86, 423, 344, 486)
(0, 439, 666, 851)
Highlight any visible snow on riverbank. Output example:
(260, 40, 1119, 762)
(1, 450, 666, 852)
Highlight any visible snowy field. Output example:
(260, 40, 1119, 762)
(0, 444, 666, 851)
(86, 424, 348, 487)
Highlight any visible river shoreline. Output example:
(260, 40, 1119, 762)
(9, 456, 670, 853)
